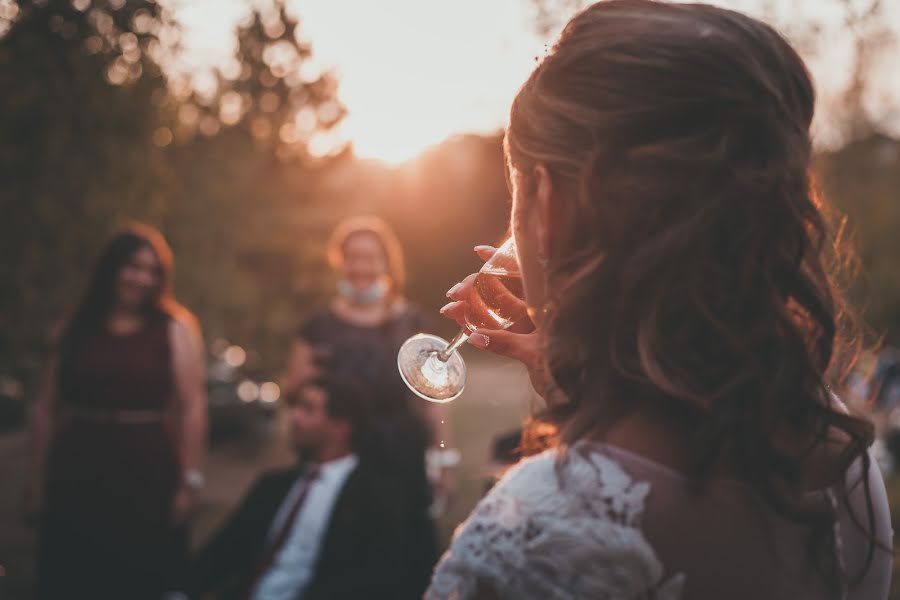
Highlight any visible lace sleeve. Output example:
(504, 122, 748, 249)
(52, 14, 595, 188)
(426, 448, 685, 600)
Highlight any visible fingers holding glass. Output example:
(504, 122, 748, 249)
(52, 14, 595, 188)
(398, 238, 524, 403)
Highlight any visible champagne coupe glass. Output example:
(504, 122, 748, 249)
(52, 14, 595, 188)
(397, 238, 527, 403)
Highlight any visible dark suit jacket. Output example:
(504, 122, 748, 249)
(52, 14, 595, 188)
(187, 460, 411, 600)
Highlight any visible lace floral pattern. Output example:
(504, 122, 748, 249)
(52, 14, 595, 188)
(426, 443, 685, 600)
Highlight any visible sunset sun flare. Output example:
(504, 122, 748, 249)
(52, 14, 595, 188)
(173, 0, 543, 164)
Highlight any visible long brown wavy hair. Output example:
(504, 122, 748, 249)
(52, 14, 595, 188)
(506, 0, 878, 589)
(58, 223, 194, 369)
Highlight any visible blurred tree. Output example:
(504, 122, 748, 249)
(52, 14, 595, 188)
(805, 0, 896, 143)
(165, 1, 346, 162)
(157, 1, 348, 369)
(0, 0, 177, 375)
(816, 135, 900, 346)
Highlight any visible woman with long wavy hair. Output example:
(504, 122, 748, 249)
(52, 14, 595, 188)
(25, 224, 207, 599)
(430, 1, 892, 599)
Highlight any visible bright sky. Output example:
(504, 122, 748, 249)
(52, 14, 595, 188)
(170, 0, 544, 164)
(168, 0, 900, 164)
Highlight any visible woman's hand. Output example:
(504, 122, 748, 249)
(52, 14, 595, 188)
(441, 246, 564, 405)
(468, 327, 563, 406)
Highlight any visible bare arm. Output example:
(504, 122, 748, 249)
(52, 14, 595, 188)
(25, 353, 59, 519)
(170, 318, 207, 482)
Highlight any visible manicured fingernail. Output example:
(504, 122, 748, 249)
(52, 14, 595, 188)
(439, 302, 455, 314)
(474, 245, 493, 252)
(468, 333, 490, 348)
(446, 283, 463, 298)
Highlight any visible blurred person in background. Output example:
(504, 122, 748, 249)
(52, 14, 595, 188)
(856, 348, 900, 474)
(431, 1, 892, 598)
(282, 215, 454, 597)
(24, 223, 207, 599)
(185, 375, 405, 600)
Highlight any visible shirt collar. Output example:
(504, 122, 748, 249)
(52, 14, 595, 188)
(314, 453, 358, 481)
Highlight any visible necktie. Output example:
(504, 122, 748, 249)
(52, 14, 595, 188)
(244, 464, 321, 599)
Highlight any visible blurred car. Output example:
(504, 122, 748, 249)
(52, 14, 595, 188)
(206, 342, 281, 445)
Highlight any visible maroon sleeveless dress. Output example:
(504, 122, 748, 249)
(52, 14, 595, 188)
(37, 314, 186, 599)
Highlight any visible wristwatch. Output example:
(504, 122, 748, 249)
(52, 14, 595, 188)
(184, 469, 205, 491)
(438, 447, 461, 468)
(426, 448, 461, 470)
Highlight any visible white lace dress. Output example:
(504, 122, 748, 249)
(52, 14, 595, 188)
(426, 444, 686, 600)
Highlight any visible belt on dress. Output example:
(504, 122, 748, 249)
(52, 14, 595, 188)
(67, 406, 167, 424)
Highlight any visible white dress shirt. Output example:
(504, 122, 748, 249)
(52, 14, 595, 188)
(252, 453, 360, 600)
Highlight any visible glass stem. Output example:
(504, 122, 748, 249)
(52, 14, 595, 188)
(438, 328, 470, 362)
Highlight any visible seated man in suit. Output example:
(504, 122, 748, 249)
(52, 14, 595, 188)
(186, 375, 406, 600)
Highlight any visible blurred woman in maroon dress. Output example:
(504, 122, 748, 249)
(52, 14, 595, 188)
(24, 224, 207, 599)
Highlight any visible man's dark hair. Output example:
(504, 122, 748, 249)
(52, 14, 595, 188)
(309, 375, 373, 452)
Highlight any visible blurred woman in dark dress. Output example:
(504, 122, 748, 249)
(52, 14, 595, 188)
(24, 224, 207, 599)
(282, 215, 456, 598)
